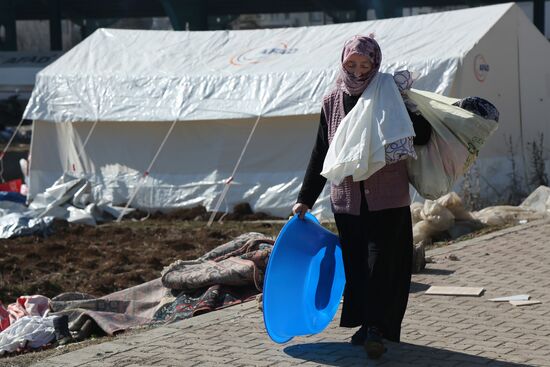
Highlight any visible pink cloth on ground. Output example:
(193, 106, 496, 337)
(0, 295, 50, 331)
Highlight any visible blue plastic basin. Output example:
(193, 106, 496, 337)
(263, 213, 345, 343)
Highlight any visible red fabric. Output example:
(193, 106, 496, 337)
(0, 178, 22, 193)
(0, 302, 10, 331)
(2, 295, 51, 327)
(7, 298, 27, 323)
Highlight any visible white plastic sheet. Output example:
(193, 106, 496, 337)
(473, 206, 545, 226)
(520, 185, 550, 212)
(28, 174, 134, 224)
(0, 315, 56, 355)
(0, 213, 54, 239)
(0, 174, 137, 239)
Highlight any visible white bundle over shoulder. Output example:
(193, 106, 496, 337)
(321, 73, 416, 185)
(405, 89, 498, 200)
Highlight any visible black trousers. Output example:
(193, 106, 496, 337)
(334, 195, 413, 343)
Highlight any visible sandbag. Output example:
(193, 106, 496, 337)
(410, 202, 424, 225)
(436, 192, 474, 221)
(413, 220, 437, 244)
(420, 200, 455, 231)
(413, 200, 455, 244)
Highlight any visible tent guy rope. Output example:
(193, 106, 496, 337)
(0, 118, 25, 183)
(208, 111, 263, 226)
(116, 120, 178, 223)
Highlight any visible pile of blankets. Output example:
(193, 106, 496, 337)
(0, 232, 274, 355)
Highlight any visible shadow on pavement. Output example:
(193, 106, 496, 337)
(409, 281, 431, 293)
(421, 267, 455, 276)
(284, 341, 527, 366)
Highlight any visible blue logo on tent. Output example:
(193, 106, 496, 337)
(474, 54, 490, 82)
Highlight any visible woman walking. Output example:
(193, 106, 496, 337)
(292, 35, 431, 359)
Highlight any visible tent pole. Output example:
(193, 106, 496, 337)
(516, 13, 529, 191)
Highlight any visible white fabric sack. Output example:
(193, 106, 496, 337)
(321, 73, 416, 185)
(405, 89, 498, 200)
(436, 192, 474, 221)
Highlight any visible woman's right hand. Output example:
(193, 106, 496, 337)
(292, 203, 310, 220)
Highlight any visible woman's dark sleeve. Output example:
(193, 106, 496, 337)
(296, 111, 329, 208)
(409, 110, 432, 145)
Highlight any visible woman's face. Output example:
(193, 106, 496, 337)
(344, 54, 373, 78)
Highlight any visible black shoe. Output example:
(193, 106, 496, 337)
(350, 325, 368, 345)
(72, 319, 97, 341)
(53, 315, 74, 346)
(364, 327, 385, 359)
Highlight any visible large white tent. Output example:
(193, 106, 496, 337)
(23, 3, 550, 218)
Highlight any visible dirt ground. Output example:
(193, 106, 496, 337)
(0, 206, 292, 304)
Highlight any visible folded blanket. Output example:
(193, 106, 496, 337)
(161, 234, 274, 292)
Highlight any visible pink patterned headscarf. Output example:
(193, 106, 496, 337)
(337, 35, 382, 96)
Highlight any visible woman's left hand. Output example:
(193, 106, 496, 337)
(292, 203, 309, 220)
